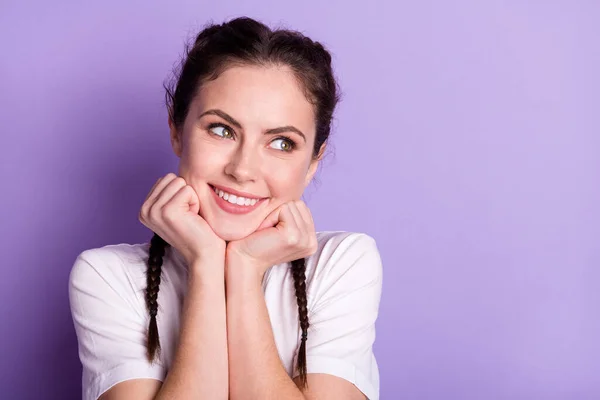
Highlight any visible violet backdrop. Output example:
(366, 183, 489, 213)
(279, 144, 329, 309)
(1, 0, 599, 399)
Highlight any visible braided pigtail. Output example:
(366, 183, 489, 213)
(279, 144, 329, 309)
(160, 15, 340, 384)
(145, 233, 170, 363)
(291, 257, 310, 388)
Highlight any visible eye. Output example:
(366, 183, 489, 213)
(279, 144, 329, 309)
(208, 123, 234, 139)
(269, 137, 296, 152)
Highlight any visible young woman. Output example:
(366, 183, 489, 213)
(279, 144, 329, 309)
(69, 16, 383, 400)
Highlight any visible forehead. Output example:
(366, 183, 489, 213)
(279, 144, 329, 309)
(193, 64, 316, 138)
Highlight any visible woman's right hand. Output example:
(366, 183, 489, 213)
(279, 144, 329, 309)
(138, 173, 226, 267)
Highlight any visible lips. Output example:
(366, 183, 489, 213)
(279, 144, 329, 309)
(209, 184, 267, 215)
(210, 184, 265, 200)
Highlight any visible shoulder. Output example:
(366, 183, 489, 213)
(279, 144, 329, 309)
(307, 231, 383, 294)
(68, 243, 170, 399)
(68, 242, 151, 308)
(315, 231, 380, 259)
(70, 242, 150, 281)
(313, 231, 382, 271)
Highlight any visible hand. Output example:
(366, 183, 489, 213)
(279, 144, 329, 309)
(139, 173, 226, 267)
(226, 200, 318, 280)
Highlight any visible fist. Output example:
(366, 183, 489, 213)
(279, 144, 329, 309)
(138, 173, 226, 266)
(226, 200, 318, 278)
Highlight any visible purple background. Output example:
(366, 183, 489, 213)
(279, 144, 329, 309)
(1, 1, 599, 399)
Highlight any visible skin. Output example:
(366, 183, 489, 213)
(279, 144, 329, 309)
(101, 64, 366, 399)
(171, 64, 320, 242)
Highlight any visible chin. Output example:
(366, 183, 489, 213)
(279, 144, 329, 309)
(208, 219, 257, 242)
(197, 187, 272, 242)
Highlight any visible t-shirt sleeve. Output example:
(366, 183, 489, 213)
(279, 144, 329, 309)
(68, 249, 167, 400)
(294, 233, 383, 400)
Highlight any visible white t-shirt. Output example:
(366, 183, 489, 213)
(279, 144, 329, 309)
(69, 231, 383, 400)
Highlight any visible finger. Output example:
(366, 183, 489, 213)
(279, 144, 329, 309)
(294, 201, 318, 255)
(144, 173, 178, 206)
(257, 205, 283, 231)
(288, 202, 314, 253)
(165, 184, 200, 219)
(286, 201, 306, 234)
(278, 203, 301, 244)
(141, 174, 178, 221)
(143, 177, 162, 203)
(150, 177, 187, 216)
(294, 200, 315, 232)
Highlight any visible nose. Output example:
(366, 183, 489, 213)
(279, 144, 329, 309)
(224, 143, 259, 183)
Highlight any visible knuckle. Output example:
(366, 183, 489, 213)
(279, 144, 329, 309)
(161, 206, 176, 222)
(139, 205, 147, 219)
(286, 233, 300, 246)
(148, 204, 161, 222)
(181, 185, 196, 200)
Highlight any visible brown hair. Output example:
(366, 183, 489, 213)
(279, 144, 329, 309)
(144, 16, 340, 388)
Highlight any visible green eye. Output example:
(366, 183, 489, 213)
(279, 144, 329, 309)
(209, 124, 234, 139)
(270, 138, 295, 152)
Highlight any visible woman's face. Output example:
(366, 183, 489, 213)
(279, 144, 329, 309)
(170, 64, 321, 241)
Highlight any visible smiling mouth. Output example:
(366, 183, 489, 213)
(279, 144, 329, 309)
(209, 184, 267, 207)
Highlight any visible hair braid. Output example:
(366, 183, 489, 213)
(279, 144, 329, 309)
(145, 233, 169, 363)
(144, 236, 311, 383)
(291, 257, 310, 388)
(157, 16, 339, 381)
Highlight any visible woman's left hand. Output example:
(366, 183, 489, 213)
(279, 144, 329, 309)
(226, 200, 318, 281)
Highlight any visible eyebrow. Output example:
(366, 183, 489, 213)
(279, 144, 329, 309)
(198, 109, 306, 142)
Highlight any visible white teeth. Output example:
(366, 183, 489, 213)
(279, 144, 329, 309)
(212, 185, 261, 207)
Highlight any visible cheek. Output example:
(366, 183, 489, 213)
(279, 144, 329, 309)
(184, 140, 227, 176)
(268, 164, 307, 199)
